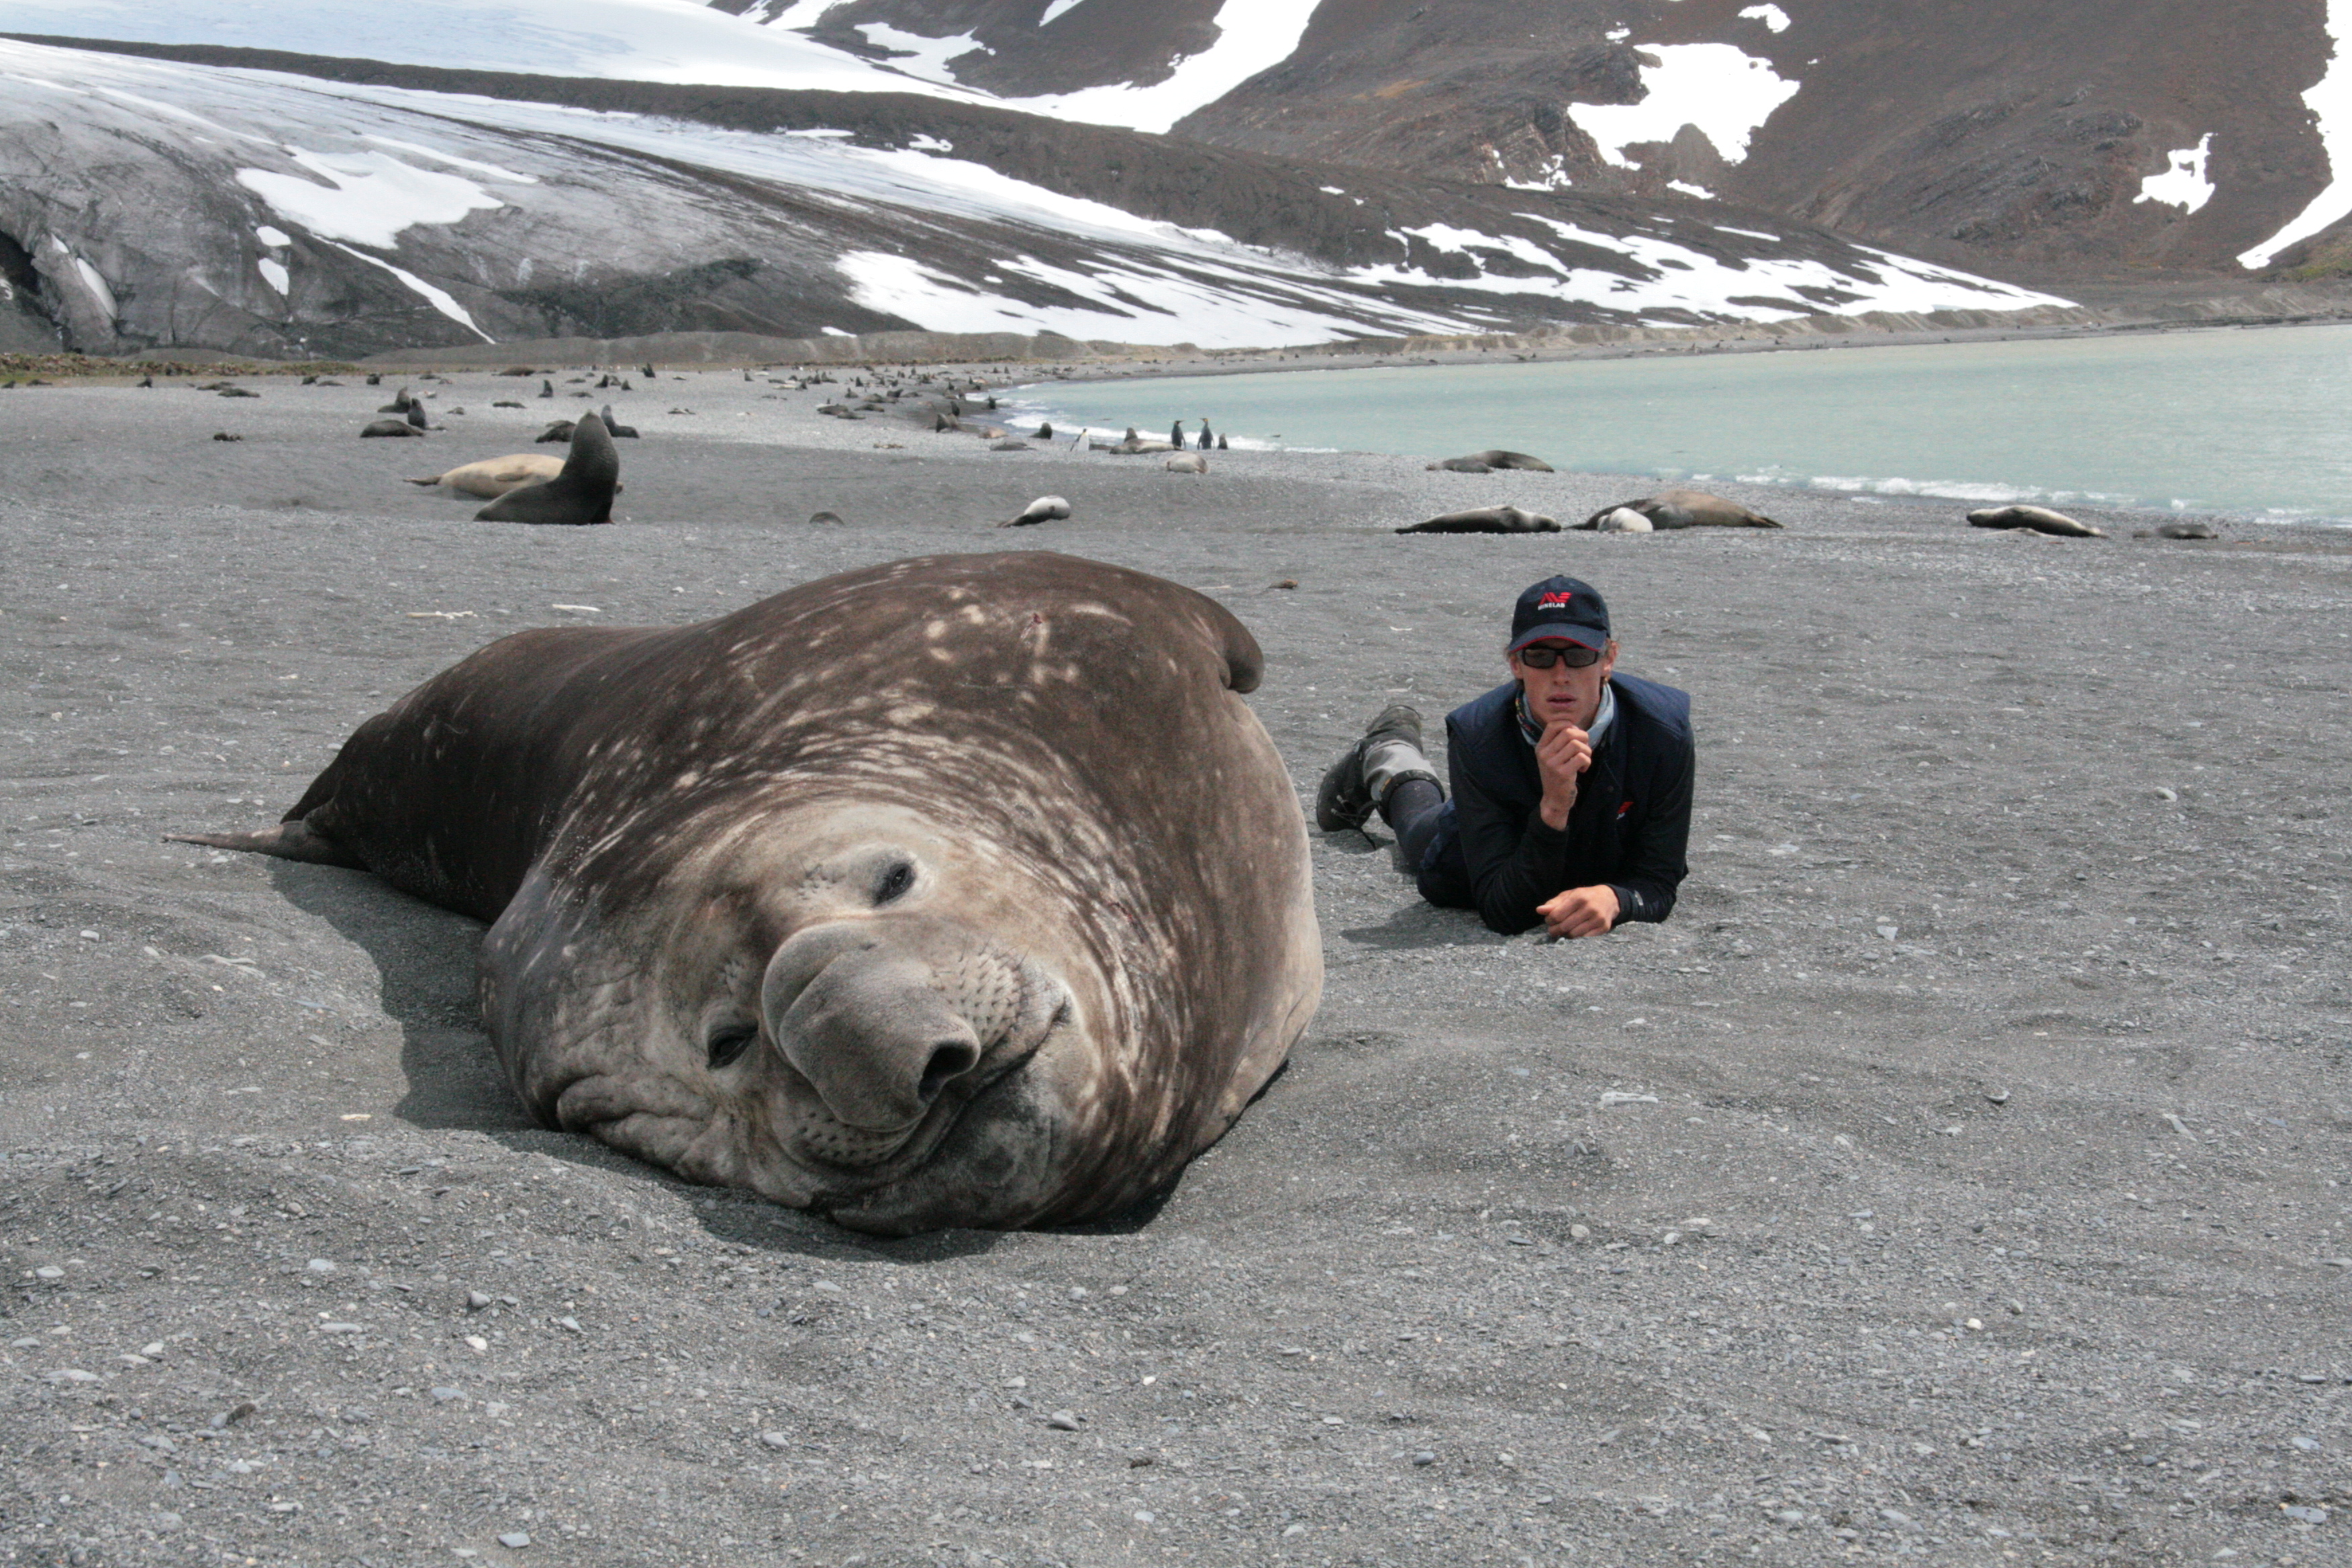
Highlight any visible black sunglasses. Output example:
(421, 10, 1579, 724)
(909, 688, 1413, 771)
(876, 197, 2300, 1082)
(1515, 644, 1602, 669)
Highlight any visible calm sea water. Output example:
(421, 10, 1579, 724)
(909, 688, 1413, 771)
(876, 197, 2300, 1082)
(1014, 323, 2352, 526)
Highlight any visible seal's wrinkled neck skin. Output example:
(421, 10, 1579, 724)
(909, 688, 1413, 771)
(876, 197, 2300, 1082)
(480, 802, 1138, 1232)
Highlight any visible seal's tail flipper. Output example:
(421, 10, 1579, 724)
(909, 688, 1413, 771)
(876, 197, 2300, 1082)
(163, 820, 362, 868)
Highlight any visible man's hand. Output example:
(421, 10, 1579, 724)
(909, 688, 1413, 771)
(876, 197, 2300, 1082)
(1533, 721, 1592, 830)
(1538, 883, 1620, 940)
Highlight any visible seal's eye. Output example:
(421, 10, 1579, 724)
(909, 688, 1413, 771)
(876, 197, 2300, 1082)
(874, 861, 915, 905)
(706, 1022, 758, 1071)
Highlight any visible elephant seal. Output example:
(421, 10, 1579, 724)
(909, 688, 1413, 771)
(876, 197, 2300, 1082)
(999, 495, 1072, 528)
(1396, 504, 1559, 534)
(1462, 449, 1554, 472)
(165, 552, 1320, 1233)
(1593, 506, 1653, 533)
(360, 418, 425, 438)
(1967, 504, 2104, 538)
(1429, 456, 1492, 473)
(1165, 452, 1208, 474)
(476, 413, 618, 526)
(1579, 489, 1780, 530)
(2153, 520, 2218, 540)
(407, 453, 563, 499)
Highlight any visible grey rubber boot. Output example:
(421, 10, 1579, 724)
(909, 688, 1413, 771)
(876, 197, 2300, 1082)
(1316, 705, 1438, 831)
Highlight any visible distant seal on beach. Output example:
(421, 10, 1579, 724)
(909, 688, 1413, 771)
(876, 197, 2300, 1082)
(536, 420, 575, 444)
(1579, 489, 1781, 530)
(599, 405, 640, 439)
(407, 454, 562, 499)
(1165, 452, 1208, 474)
(1968, 505, 2104, 538)
(1463, 449, 1553, 472)
(2152, 521, 2218, 540)
(1594, 506, 1654, 533)
(999, 495, 1072, 528)
(476, 413, 618, 526)
(991, 440, 1033, 452)
(1430, 457, 1493, 473)
(1396, 505, 1559, 534)
(360, 419, 425, 438)
(807, 511, 845, 526)
(163, 552, 1320, 1233)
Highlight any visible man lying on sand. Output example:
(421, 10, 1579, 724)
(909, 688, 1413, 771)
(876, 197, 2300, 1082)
(1316, 575, 1694, 938)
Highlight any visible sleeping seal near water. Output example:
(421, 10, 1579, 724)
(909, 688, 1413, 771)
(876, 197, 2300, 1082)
(1967, 504, 2104, 538)
(475, 413, 618, 525)
(1459, 448, 1555, 472)
(407, 454, 564, 499)
(1579, 489, 1781, 530)
(164, 552, 1321, 1233)
(1396, 505, 1560, 534)
(360, 418, 425, 438)
(1594, 506, 1654, 533)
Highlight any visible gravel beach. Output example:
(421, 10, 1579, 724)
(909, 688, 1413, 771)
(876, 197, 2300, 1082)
(3, 364, 2347, 1567)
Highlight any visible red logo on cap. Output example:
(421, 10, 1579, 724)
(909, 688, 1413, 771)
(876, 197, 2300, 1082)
(1537, 590, 1575, 608)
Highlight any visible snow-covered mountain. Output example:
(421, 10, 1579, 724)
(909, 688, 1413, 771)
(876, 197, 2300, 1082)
(0, 33, 2068, 358)
(709, 0, 2352, 284)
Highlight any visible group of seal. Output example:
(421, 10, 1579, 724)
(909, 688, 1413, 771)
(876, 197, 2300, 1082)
(1577, 490, 1781, 530)
(167, 552, 1321, 1234)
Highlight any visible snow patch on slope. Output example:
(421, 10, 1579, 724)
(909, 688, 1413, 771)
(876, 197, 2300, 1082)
(856, 23, 989, 85)
(992, 0, 1322, 135)
(2241, 0, 2352, 267)
(1737, 5, 1792, 33)
(1574, 43, 1800, 169)
(235, 148, 514, 248)
(2137, 135, 2215, 213)
(1038, 0, 1089, 23)
(319, 238, 493, 340)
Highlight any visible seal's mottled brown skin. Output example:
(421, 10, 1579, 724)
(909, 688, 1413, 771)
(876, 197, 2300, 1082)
(170, 553, 1322, 1233)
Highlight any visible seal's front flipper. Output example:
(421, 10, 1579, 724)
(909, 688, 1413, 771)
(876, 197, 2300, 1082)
(164, 820, 362, 868)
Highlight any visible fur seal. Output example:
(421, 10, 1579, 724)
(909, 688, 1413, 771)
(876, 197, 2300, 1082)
(538, 379, 554, 399)
(164, 552, 1320, 1233)
(1165, 452, 1208, 474)
(999, 495, 1072, 528)
(1967, 505, 2104, 538)
(1396, 505, 1559, 534)
(1034, 422, 1054, 440)
(475, 413, 618, 526)
(407, 454, 565, 499)
(1594, 506, 1653, 533)
(991, 440, 1033, 452)
(1579, 489, 1781, 530)
(599, 404, 640, 440)
(379, 387, 415, 414)
(807, 511, 845, 526)
(536, 420, 576, 444)
(360, 418, 426, 438)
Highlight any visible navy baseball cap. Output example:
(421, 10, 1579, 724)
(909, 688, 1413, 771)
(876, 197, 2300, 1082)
(1507, 575, 1612, 655)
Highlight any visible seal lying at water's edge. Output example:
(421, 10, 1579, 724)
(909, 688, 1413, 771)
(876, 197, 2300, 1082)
(1594, 506, 1653, 533)
(1967, 505, 2104, 538)
(407, 454, 562, 499)
(1397, 505, 1559, 534)
(1579, 489, 1781, 530)
(1165, 452, 1208, 474)
(476, 413, 618, 525)
(1440, 448, 1554, 473)
(164, 552, 1321, 1233)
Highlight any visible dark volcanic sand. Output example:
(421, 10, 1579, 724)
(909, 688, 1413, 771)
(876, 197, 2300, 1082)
(2, 371, 2348, 1567)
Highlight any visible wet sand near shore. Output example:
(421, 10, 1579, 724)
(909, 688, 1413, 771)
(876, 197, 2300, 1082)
(3, 369, 2347, 1567)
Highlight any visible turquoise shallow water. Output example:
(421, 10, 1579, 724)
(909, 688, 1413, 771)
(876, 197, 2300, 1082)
(1014, 324, 2352, 526)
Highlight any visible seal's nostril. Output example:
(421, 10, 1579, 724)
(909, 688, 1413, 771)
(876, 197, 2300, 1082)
(918, 1041, 979, 1102)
